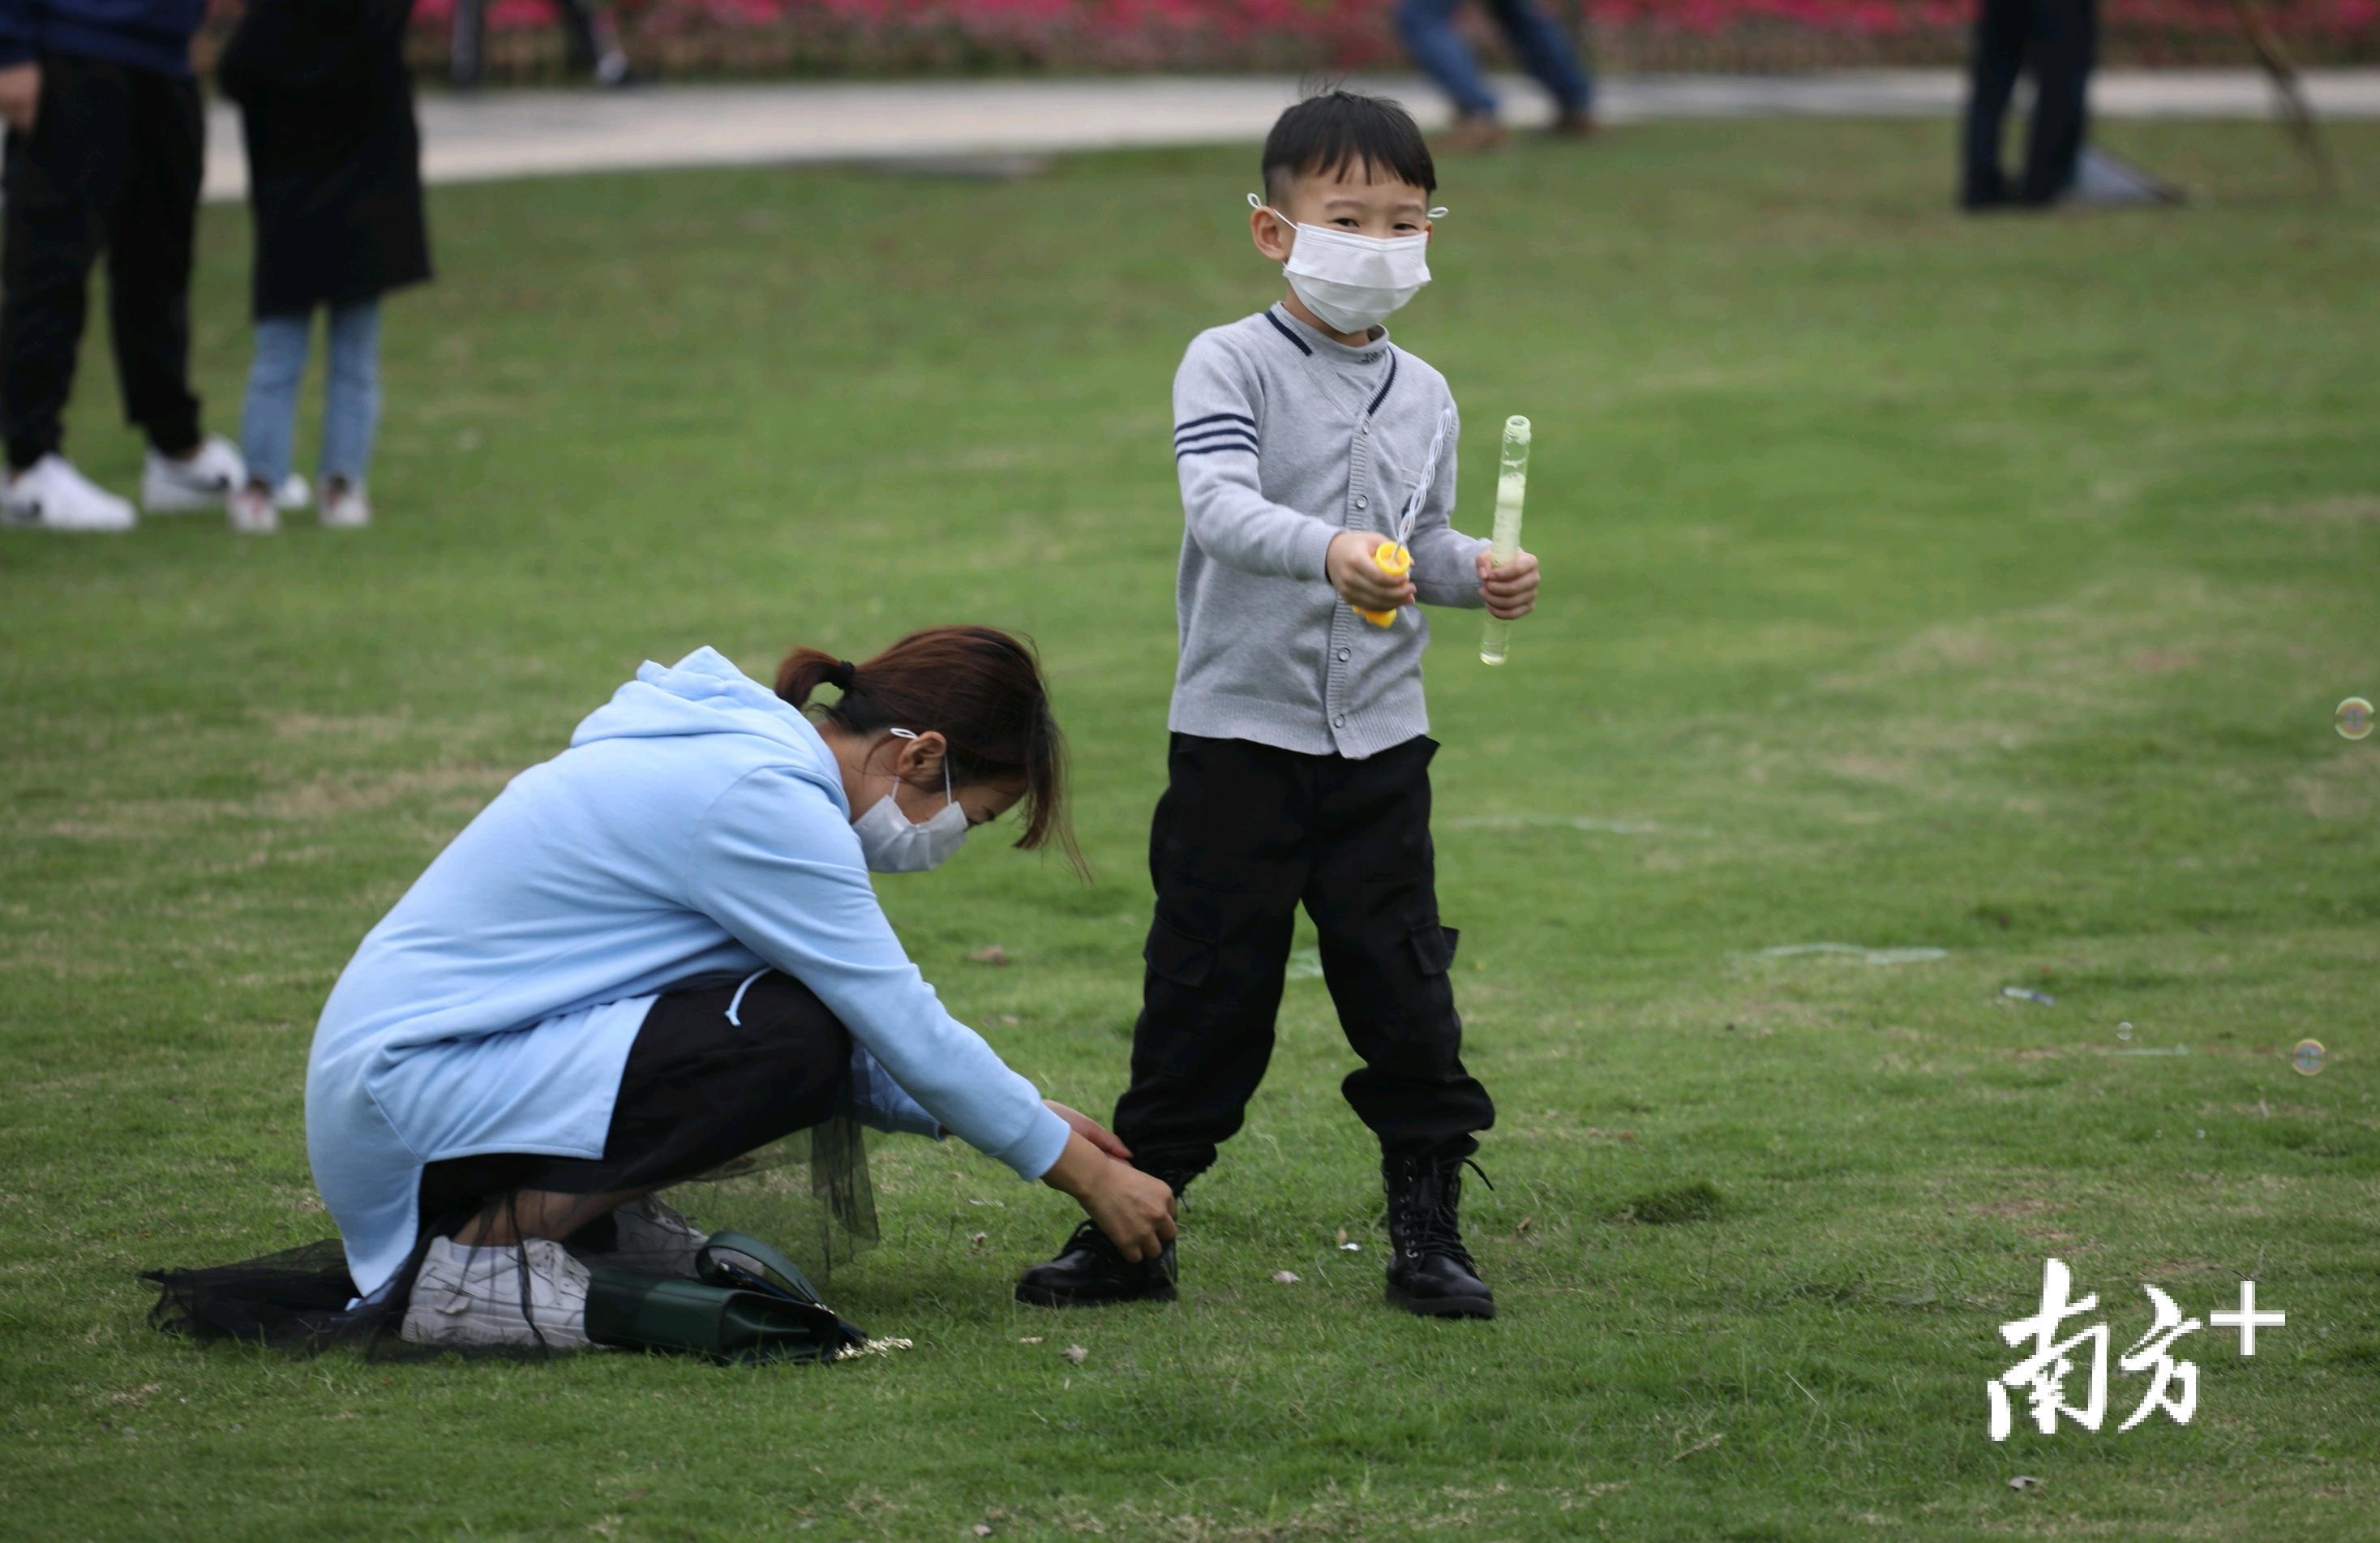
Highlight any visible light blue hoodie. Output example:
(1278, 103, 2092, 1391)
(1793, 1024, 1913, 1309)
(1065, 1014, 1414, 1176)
(306, 647, 1072, 1297)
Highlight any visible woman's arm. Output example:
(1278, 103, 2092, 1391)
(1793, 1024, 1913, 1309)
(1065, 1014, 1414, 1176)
(683, 765, 1071, 1180)
(847, 1044, 943, 1138)
(684, 765, 1176, 1257)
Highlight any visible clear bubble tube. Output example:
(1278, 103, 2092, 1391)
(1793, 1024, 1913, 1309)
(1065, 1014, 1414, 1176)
(1478, 415, 1531, 666)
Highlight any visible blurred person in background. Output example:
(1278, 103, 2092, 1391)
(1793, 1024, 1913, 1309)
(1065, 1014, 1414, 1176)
(0, 0, 247, 533)
(1397, 0, 1594, 151)
(448, 0, 632, 90)
(1961, 0, 2097, 207)
(218, 0, 431, 534)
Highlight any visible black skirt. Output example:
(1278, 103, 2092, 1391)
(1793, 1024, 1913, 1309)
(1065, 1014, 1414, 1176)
(418, 970, 860, 1224)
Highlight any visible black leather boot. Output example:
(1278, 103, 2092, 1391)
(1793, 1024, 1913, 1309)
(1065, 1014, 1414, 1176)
(1383, 1154, 1495, 1319)
(1014, 1219, 1178, 1307)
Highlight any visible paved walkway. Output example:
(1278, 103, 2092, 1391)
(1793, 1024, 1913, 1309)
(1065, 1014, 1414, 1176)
(199, 68, 2380, 201)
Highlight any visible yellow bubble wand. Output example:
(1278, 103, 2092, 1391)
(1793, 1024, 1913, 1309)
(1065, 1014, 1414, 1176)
(1478, 415, 1530, 666)
(1353, 409, 1452, 628)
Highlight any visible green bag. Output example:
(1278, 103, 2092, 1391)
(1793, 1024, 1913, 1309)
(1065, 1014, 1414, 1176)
(699, 1231, 834, 1306)
(583, 1232, 865, 1366)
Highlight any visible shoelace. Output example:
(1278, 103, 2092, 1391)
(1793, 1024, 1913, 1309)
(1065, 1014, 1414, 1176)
(1391, 1158, 1492, 1268)
(1063, 1217, 1124, 1260)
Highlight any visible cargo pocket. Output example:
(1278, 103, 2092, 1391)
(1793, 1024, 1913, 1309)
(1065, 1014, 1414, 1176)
(1408, 921, 1458, 977)
(1144, 916, 1216, 988)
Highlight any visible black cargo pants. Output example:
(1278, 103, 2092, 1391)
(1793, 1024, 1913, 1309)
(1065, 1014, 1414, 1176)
(1112, 732, 1494, 1185)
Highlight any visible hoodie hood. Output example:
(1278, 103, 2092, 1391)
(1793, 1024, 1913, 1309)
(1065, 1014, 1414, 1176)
(570, 646, 848, 816)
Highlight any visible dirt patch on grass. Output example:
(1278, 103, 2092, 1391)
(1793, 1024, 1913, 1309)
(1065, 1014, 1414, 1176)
(20, 764, 512, 841)
(266, 765, 512, 820)
(262, 710, 418, 745)
(2254, 495, 2380, 528)
(2288, 753, 2378, 821)
(1814, 576, 2247, 748)
(1963, 1198, 2056, 1220)
(1827, 752, 1914, 784)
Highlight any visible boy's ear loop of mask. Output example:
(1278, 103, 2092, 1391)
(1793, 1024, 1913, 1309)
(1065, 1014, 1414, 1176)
(850, 727, 969, 873)
(1248, 194, 1447, 334)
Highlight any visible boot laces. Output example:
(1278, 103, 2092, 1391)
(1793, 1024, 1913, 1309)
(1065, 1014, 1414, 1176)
(1391, 1157, 1490, 1268)
(1061, 1218, 1124, 1262)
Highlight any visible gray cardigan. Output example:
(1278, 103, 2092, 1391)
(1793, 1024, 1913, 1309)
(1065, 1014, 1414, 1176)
(1169, 306, 1490, 761)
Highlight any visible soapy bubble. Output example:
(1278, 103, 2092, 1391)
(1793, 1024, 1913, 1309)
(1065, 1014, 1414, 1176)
(2292, 1039, 2325, 1076)
(2338, 698, 2374, 741)
(2117, 1022, 2133, 1042)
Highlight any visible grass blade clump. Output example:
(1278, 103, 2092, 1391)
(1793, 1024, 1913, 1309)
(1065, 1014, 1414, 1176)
(1619, 1181, 1725, 1226)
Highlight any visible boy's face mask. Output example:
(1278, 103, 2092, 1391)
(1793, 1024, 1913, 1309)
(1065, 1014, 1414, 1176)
(851, 728, 969, 873)
(1250, 193, 1444, 334)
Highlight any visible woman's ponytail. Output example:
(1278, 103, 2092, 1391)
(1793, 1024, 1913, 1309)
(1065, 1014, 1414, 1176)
(774, 649, 861, 709)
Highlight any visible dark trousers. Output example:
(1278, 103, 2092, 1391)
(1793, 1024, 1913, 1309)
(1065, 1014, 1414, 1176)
(0, 52, 204, 470)
(1113, 734, 1494, 1186)
(1962, 0, 2097, 207)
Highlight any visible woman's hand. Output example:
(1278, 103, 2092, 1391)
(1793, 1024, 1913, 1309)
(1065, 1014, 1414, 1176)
(1040, 1132, 1177, 1262)
(1044, 1099, 1131, 1160)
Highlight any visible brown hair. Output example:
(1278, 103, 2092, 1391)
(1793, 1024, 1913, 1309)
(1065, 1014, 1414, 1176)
(777, 627, 1083, 877)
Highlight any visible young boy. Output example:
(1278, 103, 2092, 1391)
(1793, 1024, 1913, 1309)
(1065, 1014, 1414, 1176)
(1018, 91, 1540, 1320)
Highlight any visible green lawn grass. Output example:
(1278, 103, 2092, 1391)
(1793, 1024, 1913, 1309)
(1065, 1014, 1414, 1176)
(2, 116, 2376, 1541)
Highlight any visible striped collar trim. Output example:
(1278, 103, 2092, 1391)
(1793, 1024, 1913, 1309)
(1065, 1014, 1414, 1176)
(1366, 349, 1400, 417)
(1262, 307, 1314, 356)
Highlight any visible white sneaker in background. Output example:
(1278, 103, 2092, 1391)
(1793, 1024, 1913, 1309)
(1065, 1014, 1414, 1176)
(606, 1194, 710, 1279)
(140, 434, 245, 513)
(274, 473, 311, 511)
(227, 484, 280, 535)
(400, 1235, 598, 1351)
(319, 481, 371, 529)
(1, 455, 136, 533)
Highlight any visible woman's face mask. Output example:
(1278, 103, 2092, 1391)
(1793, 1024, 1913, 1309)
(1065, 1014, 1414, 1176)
(1250, 194, 1443, 334)
(851, 728, 969, 873)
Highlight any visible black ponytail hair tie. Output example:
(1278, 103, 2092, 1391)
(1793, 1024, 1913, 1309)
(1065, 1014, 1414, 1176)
(828, 659, 858, 692)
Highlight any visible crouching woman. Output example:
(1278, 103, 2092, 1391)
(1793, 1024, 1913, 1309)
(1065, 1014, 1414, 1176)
(162, 628, 1173, 1352)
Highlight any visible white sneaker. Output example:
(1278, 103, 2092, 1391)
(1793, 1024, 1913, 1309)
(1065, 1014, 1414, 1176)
(227, 484, 280, 535)
(319, 480, 371, 529)
(1, 455, 136, 532)
(140, 434, 245, 513)
(400, 1235, 599, 1351)
(605, 1194, 710, 1279)
(274, 473, 311, 511)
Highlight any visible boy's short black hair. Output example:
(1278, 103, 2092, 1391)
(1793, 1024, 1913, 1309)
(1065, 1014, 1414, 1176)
(1261, 90, 1437, 204)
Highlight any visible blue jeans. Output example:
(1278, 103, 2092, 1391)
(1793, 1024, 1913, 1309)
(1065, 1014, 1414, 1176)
(239, 299, 381, 489)
(1397, 0, 1593, 118)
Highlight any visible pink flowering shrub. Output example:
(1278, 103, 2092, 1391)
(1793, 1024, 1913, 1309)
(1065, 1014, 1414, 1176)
(208, 0, 2378, 78)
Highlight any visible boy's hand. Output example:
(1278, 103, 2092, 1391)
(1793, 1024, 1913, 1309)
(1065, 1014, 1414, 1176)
(1476, 546, 1540, 620)
(1328, 530, 1415, 615)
